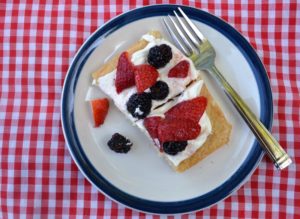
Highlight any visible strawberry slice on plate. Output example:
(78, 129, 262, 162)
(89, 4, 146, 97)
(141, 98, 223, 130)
(115, 52, 136, 93)
(90, 98, 109, 127)
(165, 96, 207, 123)
(135, 64, 159, 93)
(168, 60, 190, 78)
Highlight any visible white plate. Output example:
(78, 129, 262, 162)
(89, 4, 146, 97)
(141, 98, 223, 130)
(61, 5, 272, 214)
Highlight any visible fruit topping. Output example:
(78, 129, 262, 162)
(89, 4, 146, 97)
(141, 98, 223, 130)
(134, 64, 159, 93)
(90, 98, 109, 127)
(107, 133, 133, 153)
(165, 97, 207, 123)
(162, 141, 188, 155)
(147, 44, 172, 68)
(115, 52, 135, 93)
(149, 81, 169, 100)
(143, 116, 163, 139)
(168, 60, 190, 78)
(126, 92, 152, 119)
(157, 118, 201, 143)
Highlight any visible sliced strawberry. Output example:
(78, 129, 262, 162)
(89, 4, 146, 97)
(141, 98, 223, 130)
(90, 98, 109, 127)
(168, 60, 190, 78)
(134, 64, 159, 93)
(157, 118, 201, 143)
(165, 96, 207, 123)
(143, 116, 163, 139)
(115, 52, 135, 93)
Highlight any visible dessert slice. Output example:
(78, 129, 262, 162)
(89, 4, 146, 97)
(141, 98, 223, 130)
(92, 31, 232, 172)
(92, 31, 201, 122)
(136, 81, 232, 172)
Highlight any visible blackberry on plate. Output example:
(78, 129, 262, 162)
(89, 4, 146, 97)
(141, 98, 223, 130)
(147, 44, 172, 69)
(126, 92, 152, 119)
(162, 141, 188, 155)
(107, 133, 133, 153)
(149, 81, 169, 100)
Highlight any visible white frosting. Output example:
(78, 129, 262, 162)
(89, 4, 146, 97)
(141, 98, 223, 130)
(148, 80, 204, 117)
(134, 106, 144, 116)
(178, 80, 204, 102)
(142, 34, 156, 42)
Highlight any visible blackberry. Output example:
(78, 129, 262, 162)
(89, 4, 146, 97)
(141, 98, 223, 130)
(149, 81, 169, 100)
(147, 44, 172, 68)
(126, 92, 152, 119)
(107, 133, 133, 153)
(162, 141, 188, 155)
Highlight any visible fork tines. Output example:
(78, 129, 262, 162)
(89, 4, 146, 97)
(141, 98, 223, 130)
(163, 7, 205, 56)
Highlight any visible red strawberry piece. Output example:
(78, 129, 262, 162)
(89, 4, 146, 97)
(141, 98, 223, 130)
(90, 98, 109, 127)
(165, 96, 207, 123)
(143, 116, 163, 139)
(157, 118, 201, 143)
(115, 52, 135, 93)
(134, 64, 159, 93)
(168, 60, 190, 78)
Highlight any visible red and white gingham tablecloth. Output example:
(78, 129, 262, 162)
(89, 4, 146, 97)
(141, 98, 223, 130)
(0, 1, 299, 218)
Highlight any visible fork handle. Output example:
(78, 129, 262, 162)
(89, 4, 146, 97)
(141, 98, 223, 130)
(208, 65, 292, 170)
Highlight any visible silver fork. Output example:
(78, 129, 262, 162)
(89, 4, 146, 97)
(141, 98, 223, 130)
(163, 7, 292, 170)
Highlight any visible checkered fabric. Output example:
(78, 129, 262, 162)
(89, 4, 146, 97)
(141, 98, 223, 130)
(0, 0, 299, 218)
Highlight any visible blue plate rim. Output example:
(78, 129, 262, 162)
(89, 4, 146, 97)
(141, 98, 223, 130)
(61, 4, 272, 214)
